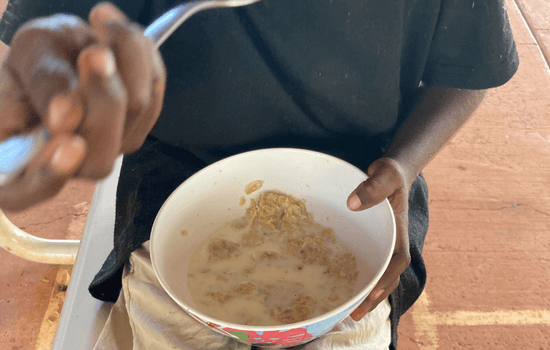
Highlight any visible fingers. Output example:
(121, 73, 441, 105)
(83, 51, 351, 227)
(90, 5, 151, 111)
(0, 13, 95, 210)
(351, 223, 411, 320)
(0, 3, 166, 210)
(49, 136, 87, 175)
(89, 2, 165, 154)
(76, 45, 127, 179)
(347, 158, 406, 211)
(0, 66, 37, 140)
(121, 76, 165, 153)
(47, 91, 84, 134)
(69, 2, 163, 176)
(5, 14, 95, 120)
(120, 47, 166, 153)
(0, 134, 86, 211)
(351, 278, 399, 321)
(0, 14, 94, 140)
(350, 222, 411, 321)
(347, 157, 412, 321)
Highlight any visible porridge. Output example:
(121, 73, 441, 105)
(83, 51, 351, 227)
(187, 192, 359, 326)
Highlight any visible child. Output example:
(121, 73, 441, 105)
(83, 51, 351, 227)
(0, 1, 518, 348)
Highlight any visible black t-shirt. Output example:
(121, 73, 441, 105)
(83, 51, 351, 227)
(0, 0, 518, 169)
(0, 1, 519, 348)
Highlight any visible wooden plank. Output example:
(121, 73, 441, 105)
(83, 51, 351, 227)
(515, 0, 550, 66)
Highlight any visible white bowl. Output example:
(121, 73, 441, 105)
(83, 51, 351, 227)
(150, 148, 395, 348)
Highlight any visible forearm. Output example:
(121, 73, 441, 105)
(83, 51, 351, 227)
(346, 87, 486, 319)
(383, 87, 487, 186)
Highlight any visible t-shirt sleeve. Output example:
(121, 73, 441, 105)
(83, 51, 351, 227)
(0, 0, 150, 46)
(423, 0, 519, 90)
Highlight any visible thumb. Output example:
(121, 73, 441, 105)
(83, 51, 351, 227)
(347, 158, 403, 211)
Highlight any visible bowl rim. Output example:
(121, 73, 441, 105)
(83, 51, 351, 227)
(150, 147, 396, 331)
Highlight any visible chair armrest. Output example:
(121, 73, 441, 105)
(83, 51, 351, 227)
(52, 156, 122, 350)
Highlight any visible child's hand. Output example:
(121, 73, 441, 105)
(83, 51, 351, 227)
(346, 157, 411, 321)
(0, 3, 166, 211)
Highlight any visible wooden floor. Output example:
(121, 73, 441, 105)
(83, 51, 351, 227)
(0, 0, 549, 349)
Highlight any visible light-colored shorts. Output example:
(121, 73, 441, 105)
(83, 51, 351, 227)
(93, 242, 391, 350)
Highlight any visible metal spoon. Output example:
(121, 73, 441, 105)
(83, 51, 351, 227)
(0, 0, 260, 185)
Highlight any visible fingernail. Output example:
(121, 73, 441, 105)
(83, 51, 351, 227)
(89, 49, 116, 77)
(48, 94, 72, 131)
(347, 195, 362, 210)
(89, 4, 126, 40)
(48, 93, 84, 133)
(50, 138, 86, 175)
(352, 307, 368, 321)
(372, 289, 385, 300)
(92, 3, 126, 22)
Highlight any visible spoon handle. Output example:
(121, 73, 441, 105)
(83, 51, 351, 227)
(145, 2, 205, 48)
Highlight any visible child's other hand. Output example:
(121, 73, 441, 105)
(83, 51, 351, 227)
(346, 157, 411, 321)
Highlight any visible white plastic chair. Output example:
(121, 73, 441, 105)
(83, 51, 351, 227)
(0, 156, 122, 349)
(0, 212, 80, 265)
(0, 204, 81, 265)
(52, 156, 122, 349)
